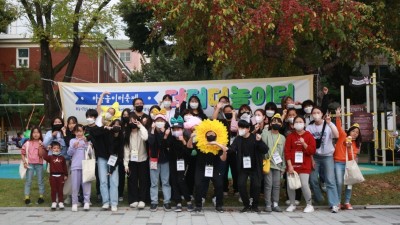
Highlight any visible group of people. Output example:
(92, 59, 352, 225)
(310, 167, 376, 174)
(20, 89, 362, 214)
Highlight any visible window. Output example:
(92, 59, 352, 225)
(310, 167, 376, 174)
(119, 52, 131, 62)
(16, 48, 29, 68)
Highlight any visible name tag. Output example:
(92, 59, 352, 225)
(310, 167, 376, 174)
(130, 154, 139, 162)
(243, 156, 251, 168)
(150, 158, 158, 170)
(272, 152, 283, 164)
(177, 159, 185, 171)
(107, 155, 118, 166)
(294, 151, 303, 164)
(205, 165, 213, 177)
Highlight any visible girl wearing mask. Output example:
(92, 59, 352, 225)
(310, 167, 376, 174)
(183, 95, 208, 120)
(212, 96, 230, 120)
(43, 117, 69, 160)
(132, 98, 150, 129)
(160, 94, 181, 125)
(118, 108, 131, 202)
(124, 113, 149, 209)
(306, 106, 340, 213)
(284, 116, 316, 213)
(253, 109, 267, 134)
(230, 104, 254, 132)
(282, 108, 297, 137)
(261, 114, 286, 212)
(61, 116, 77, 204)
(301, 100, 314, 126)
(264, 102, 278, 124)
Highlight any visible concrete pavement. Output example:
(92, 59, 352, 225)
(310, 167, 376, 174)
(0, 207, 399, 225)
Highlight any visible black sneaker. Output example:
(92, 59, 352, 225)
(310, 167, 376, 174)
(150, 204, 158, 212)
(240, 206, 251, 213)
(193, 207, 202, 213)
(251, 207, 260, 213)
(174, 204, 182, 212)
(215, 207, 224, 213)
(37, 198, 44, 204)
(25, 199, 31, 205)
(163, 203, 171, 212)
(187, 203, 194, 212)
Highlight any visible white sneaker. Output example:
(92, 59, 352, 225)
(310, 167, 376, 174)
(212, 197, 216, 207)
(58, 202, 65, 209)
(138, 201, 145, 209)
(111, 206, 118, 212)
(102, 203, 110, 210)
(303, 204, 314, 213)
(51, 202, 57, 209)
(72, 204, 78, 212)
(286, 204, 296, 212)
(331, 205, 339, 213)
(285, 200, 290, 206)
(83, 202, 90, 211)
(295, 200, 300, 206)
(130, 202, 139, 208)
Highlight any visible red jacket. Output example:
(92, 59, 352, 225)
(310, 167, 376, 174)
(285, 131, 316, 174)
(42, 154, 68, 177)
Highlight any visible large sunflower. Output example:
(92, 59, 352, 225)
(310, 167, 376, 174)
(195, 119, 229, 155)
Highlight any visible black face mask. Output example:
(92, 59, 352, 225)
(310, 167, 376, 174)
(112, 126, 121, 132)
(129, 123, 138, 129)
(224, 113, 233, 120)
(52, 124, 63, 131)
(271, 124, 282, 131)
(206, 135, 217, 142)
(122, 117, 129, 123)
(135, 106, 144, 112)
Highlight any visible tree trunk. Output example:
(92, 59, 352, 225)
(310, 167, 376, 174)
(63, 44, 81, 82)
(39, 39, 60, 125)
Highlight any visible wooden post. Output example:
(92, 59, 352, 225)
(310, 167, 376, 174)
(372, 73, 378, 165)
(381, 112, 386, 166)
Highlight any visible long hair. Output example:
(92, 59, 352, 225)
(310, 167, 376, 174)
(29, 126, 43, 141)
(188, 95, 205, 117)
(347, 126, 362, 148)
(124, 112, 140, 147)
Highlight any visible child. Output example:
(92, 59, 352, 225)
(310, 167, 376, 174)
(168, 116, 194, 212)
(67, 124, 91, 212)
(261, 114, 286, 212)
(148, 109, 172, 211)
(39, 141, 68, 210)
(21, 126, 45, 205)
(230, 120, 269, 213)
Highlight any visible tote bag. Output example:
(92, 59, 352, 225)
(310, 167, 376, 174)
(344, 146, 365, 185)
(287, 171, 302, 190)
(82, 143, 96, 183)
(19, 141, 30, 179)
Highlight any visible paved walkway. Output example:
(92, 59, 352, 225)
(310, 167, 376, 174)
(0, 207, 399, 225)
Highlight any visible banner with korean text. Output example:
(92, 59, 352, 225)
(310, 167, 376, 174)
(58, 75, 313, 122)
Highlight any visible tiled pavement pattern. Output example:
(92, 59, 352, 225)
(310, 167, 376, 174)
(0, 207, 399, 225)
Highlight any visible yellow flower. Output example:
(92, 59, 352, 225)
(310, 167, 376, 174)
(195, 119, 229, 155)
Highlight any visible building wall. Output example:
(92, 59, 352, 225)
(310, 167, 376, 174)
(115, 49, 143, 72)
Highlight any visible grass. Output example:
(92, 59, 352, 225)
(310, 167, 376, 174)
(1, 170, 399, 207)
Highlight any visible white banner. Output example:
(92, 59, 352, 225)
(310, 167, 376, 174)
(58, 75, 313, 123)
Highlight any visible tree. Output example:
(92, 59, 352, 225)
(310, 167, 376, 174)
(0, 0, 18, 33)
(19, 0, 117, 121)
(137, 0, 400, 77)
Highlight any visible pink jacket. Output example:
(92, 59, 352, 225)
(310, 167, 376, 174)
(21, 140, 44, 164)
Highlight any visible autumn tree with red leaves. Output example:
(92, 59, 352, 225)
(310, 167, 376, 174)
(137, 0, 399, 78)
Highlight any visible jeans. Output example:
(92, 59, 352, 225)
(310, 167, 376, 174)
(310, 155, 339, 207)
(335, 162, 352, 204)
(24, 164, 45, 196)
(97, 157, 119, 207)
(150, 161, 171, 204)
(264, 168, 281, 207)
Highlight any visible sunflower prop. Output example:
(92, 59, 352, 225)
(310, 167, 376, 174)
(195, 119, 229, 155)
(101, 101, 122, 121)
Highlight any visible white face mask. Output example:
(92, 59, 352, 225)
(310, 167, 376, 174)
(294, 123, 305, 131)
(304, 106, 312, 114)
(190, 102, 199, 109)
(266, 110, 275, 117)
(255, 115, 263, 124)
(86, 118, 95, 125)
(287, 103, 295, 109)
(312, 114, 322, 121)
(286, 117, 294, 124)
(172, 130, 183, 137)
(155, 121, 165, 129)
(163, 101, 171, 108)
(240, 113, 251, 123)
(238, 129, 247, 136)
(184, 115, 193, 122)
(105, 112, 112, 120)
